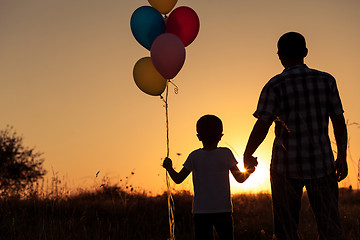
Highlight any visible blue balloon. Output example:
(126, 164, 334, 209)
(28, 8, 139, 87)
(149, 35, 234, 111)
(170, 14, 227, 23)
(130, 6, 166, 50)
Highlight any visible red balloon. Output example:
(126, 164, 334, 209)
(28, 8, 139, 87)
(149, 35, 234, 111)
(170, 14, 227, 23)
(151, 33, 186, 79)
(166, 6, 200, 47)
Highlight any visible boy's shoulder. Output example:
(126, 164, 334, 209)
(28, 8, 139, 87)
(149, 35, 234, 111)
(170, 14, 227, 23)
(189, 148, 203, 154)
(217, 147, 233, 153)
(218, 146, 231, 150)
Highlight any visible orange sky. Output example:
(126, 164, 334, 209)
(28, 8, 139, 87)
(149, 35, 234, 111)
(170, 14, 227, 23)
(1, 0, 360, 195)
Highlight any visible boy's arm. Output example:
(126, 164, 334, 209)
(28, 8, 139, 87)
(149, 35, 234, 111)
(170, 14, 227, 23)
(230, 165, 254, 183)
(163, 157, 191, 184)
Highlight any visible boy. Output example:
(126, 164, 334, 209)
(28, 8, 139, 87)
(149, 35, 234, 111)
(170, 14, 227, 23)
(163, 114, 258, 240)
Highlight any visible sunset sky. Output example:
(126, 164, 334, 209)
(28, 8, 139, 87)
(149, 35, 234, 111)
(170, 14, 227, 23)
(1, 0, 360, 195)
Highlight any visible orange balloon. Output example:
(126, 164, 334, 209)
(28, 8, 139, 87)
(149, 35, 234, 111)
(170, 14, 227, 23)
(148, 0, 177, 14)
(133, 57, 167, 96)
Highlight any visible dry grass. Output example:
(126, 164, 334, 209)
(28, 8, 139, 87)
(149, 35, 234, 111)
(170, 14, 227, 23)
(0, 186, 359, 240)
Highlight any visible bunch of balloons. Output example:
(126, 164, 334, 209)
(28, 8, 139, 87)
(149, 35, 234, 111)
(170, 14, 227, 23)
(131, 0, 200, 96)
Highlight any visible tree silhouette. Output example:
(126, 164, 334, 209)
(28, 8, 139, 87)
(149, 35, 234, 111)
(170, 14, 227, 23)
(0, 126, 46, 197)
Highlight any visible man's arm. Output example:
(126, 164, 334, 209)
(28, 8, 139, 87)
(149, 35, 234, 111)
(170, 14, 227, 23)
(330, 113, 348, 182)
(243, 119, 271, 168)
(163, 157, 191, 184)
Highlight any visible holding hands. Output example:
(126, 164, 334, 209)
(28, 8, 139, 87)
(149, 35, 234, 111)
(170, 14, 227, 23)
(244, 155, 258, 173)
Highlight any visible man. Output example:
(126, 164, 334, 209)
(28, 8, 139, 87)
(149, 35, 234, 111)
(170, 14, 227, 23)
(243, 32, 348, 240)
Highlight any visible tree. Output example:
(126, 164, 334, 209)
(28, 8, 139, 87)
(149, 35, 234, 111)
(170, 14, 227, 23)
(0, 125, 46, 197)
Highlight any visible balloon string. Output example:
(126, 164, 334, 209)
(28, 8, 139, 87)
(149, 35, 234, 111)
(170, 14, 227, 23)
(164, 81, 175, 240)
(169, 80, 179, 94)
(165, 83, 170, 157)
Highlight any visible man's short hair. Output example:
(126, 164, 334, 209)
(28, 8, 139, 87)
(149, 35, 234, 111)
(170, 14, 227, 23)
(277, 32, 307, 59)
(196, 115, 223, 144)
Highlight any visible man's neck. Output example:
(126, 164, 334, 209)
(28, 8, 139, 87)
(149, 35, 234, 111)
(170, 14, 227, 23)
(281, 58, 304, 68)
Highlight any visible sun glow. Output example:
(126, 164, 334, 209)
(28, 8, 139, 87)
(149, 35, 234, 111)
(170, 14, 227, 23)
(230, 156, 271, 194)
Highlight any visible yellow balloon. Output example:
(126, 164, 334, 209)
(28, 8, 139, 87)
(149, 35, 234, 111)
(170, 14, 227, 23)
(148, 0, 177, 14)
(133, 57, 167, 96)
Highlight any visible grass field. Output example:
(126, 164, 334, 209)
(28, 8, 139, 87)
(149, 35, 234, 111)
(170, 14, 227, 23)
(0, 186, 359, 240)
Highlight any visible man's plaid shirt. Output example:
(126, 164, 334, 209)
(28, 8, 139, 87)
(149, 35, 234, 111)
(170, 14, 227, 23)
(254, 64, 344, 179)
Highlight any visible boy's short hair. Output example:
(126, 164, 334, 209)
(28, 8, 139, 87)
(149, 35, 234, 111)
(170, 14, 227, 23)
(196, 115, 223, 144)
(277, 32, 307, 59)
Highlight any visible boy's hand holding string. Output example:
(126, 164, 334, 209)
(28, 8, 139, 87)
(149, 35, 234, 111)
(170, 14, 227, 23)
(163, 157, 190, 184)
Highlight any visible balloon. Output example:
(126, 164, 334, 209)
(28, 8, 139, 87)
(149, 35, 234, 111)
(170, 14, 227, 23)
(151, 33, 186, 79)
(166, 6, 200, 47)
(148, 0, 177, 14)
(130, 6, 166, 50)
(133, 57, 167, 96)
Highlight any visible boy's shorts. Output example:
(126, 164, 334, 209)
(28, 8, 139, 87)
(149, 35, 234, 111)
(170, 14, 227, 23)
(193, 212, 233, 240)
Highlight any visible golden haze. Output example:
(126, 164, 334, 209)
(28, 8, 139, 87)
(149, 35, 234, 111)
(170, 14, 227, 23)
(0, 0, 359, 194)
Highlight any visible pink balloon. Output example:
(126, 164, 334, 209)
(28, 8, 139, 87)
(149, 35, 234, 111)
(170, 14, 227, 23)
(150, 33, 186, 79)
(166, 6, 200, 47)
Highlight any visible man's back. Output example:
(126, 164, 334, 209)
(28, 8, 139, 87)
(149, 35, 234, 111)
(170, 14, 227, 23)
(254, 64, 344, 178)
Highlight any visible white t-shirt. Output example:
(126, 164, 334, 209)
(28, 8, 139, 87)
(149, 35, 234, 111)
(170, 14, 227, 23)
(183, 147, 238, 214)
